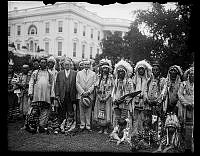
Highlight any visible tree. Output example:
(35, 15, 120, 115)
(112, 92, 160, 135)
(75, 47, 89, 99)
(132, 2, 193, 75)
(123, 21, 155, 64)
(95, 31, 125, 65)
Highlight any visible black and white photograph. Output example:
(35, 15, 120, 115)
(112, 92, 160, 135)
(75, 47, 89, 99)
(7, 1, 195, 152)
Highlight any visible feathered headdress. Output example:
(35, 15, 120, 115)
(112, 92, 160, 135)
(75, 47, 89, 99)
(183, 66, 194, 80)
(168, 65, 183, 77)
(134, 60, 152, 78)
(99, 58, 112, 69)
(114, 59, 133, 76)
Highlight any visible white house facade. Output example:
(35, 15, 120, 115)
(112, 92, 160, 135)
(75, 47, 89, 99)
(8, 2, 132, 60)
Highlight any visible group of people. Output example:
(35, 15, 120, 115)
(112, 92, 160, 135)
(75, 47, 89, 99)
(8, 56, 194, 153)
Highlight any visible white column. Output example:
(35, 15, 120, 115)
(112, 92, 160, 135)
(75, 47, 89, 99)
(38, 20, 43, 52)
(51, 19, 56, 56)
(12, 24, 16, 43)
(68, 18, 73, 58)
(65, 17, 70, 57)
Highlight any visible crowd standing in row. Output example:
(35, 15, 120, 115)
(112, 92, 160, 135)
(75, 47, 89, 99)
(8, 56, 194, 152)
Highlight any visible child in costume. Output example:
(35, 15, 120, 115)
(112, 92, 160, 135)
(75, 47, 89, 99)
(109, 118, 132, 145)
(131, 119, 158, 152)
(60, 112, 76, 135)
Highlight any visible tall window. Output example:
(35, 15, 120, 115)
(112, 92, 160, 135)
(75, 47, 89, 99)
(35, 43, 37, 52)
(90, 47, 93, 59)
(97, 48, 99, 55)
(73, 42, 76, 57)
(58, 21, 63, 32)
(91, 28, 93, 39)
(17, 44, 20, 50)
(45, 42, 49, 54)
(30, 41, 33, 52)
(17, 26, 21, 36)
(74, 22, 78, 34)
(8, 26, 10, 36)
(58, 42, 62, 56)
(82, 44, 85, 58)
(83, 26, 86, 36)
(45, 22, 49, 34)
(26, 43, 29, 51)
(98, 31, 100, 40)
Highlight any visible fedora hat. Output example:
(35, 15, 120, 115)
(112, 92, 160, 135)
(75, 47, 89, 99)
(81, 96, 92, 108)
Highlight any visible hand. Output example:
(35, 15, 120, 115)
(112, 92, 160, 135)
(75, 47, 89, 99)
(29, 94, 33, 101)
(82, 91, 89, 97)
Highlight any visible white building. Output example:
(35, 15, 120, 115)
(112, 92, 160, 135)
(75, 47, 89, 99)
(8, 2, 131, 61)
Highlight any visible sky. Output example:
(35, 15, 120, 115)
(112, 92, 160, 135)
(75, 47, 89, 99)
(8, 1, 177, 21)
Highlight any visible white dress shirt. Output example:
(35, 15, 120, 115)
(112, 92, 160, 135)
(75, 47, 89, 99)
(65, 69, 70, 78)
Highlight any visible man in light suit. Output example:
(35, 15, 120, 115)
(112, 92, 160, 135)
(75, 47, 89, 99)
(55, 59, 77, 123)
(76, 59, 96, 131)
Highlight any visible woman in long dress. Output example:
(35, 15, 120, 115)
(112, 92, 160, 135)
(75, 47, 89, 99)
(94, 59, 114, 134)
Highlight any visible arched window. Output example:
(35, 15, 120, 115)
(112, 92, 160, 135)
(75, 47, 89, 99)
(28, 24, 37, 35)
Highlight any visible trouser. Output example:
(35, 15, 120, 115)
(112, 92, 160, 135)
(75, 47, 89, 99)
(132, 109, 145, 134)
(59, 92, 74, 122)
(20, 94, 30, 116)
(74, 99, 80, 126)
(79, 99, 92, 128)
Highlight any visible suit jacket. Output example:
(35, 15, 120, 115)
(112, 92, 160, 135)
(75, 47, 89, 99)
(76, 69, 96, 100)
(55, 69, 77, 103)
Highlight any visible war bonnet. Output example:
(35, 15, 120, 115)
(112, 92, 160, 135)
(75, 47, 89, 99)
(114, 59, 133, 76)
(168, 65, 183, 76)
(183, 66, 194, 80)
(99, 58, 112, 69)
(135, 60, 152, 78)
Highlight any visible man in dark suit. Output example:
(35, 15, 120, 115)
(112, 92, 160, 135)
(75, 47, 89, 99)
(55, 59, 77, 123)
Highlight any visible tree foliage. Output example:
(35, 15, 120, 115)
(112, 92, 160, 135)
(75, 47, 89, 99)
(96, 2, 194, 77)
(133, 2, 193, 75)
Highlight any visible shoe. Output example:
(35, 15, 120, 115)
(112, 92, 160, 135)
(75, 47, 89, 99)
(80, 124, 85, 129)
(86, 126, 92, 132)
(80, 127, 85, 132)
(98, 130, 103, 134)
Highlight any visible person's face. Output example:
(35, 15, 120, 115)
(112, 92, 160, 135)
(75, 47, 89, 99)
(23, 67, 29, 74)
(48, 61, 55, 69)
(169, 68, 178, 81)
(64, 61, 71, 70)
(33, 61, 39, 70)
(138, 67, 145, 76)
(40, 59, 47, 70)
(102, 67, 109, 74)
(117, 69, 125, 80)
(152, 65, 160, 77)
(84, 62, 90, 70)
(189, 71, 194, 83)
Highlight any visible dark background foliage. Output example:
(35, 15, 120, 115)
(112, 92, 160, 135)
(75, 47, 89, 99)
(96, 2, 195, 77)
